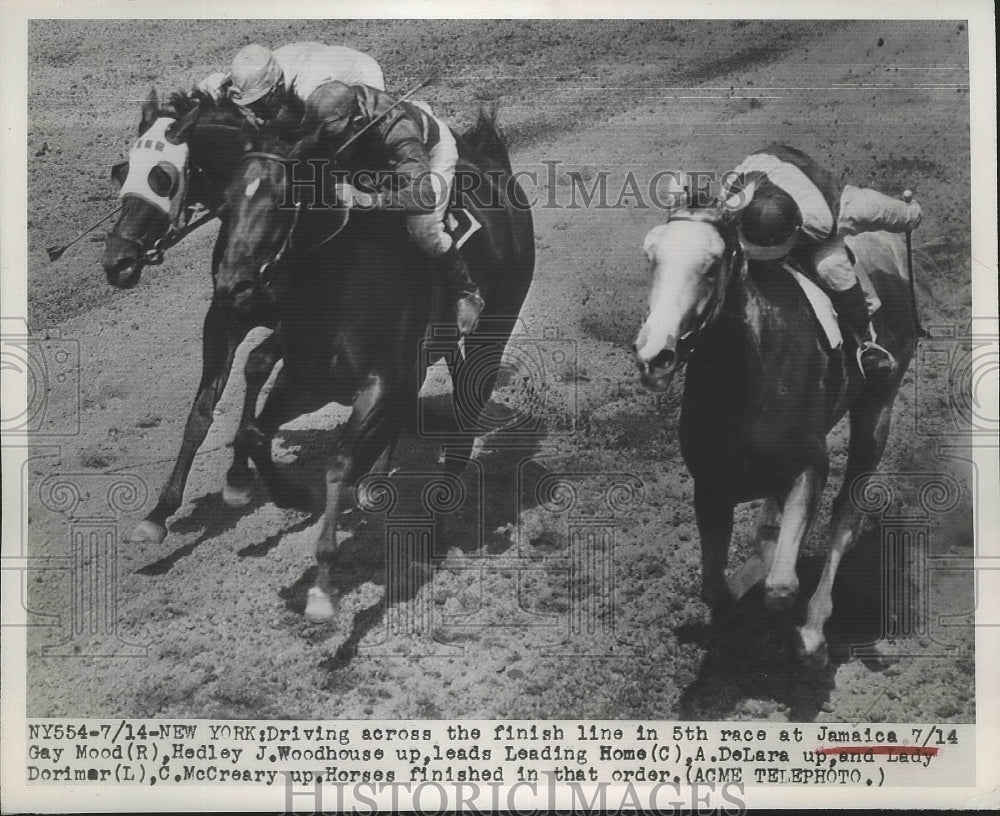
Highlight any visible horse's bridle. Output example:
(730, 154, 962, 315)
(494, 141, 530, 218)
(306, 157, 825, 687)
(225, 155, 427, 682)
(116, 162, 216, 266)
(240, 150, 352, 284)
(668, 210, 747, 366)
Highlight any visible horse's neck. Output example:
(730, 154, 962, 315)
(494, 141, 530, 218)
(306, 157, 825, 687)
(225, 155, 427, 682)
(191, 123, 245, 208)
(696, 273, 783, 396)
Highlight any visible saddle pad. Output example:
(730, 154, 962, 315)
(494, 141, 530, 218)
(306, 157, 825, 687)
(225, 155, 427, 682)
(445, 207, 482, 250)
(782, 264, 843, 350)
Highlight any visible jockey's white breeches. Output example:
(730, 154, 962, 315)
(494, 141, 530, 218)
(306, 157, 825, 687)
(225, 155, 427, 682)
(406, 102, 458, 258)
(813, 237, 856, 292)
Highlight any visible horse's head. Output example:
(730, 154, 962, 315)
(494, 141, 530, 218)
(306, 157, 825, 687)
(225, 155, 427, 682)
(214, 136, 292, 310)
(215, 118, 348, 312)
(633, 206, 740, 391)
(102, 90, 203, 288)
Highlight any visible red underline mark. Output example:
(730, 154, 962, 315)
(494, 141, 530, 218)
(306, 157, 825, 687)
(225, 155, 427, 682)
(818, 746, 939, 757)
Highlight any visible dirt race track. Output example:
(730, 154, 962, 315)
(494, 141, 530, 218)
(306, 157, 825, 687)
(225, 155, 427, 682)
(23, 19, 977, 722)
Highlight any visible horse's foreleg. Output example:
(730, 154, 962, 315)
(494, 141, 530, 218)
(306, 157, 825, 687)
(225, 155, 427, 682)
(130, 301, 243, 546)
(694, 483, 736, 615)
(765, 464, 828, 612)
(308, 376, 408, 624)
(798, 392, 896, 662)
(223, 331, 282, 508)
(235, 365, 314, 512)
(727, 497, 781, 600)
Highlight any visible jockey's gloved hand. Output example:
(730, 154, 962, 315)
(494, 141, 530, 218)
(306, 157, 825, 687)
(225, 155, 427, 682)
(334, 182, 378, 210)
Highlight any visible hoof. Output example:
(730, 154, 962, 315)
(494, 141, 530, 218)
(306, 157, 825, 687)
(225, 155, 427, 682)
(304, 587, 336, 623)
(222, 481, 254, 508)
(794, 627, 829, 669)
(273, 483, 313, 513)
(701, 582, 736, 618)
(129, 519, 167, 546)
(764, 581, 799, 613)
(858, 640, 902, 671)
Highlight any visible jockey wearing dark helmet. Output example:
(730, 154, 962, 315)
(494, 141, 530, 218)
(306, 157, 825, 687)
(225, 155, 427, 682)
(304, 80, 485, 337)
(722, 143, 922, 379)
(198, 43, 385, 122)
(738, 183, 803, 260)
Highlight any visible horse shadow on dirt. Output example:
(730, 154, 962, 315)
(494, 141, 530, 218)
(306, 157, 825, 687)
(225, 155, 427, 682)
(676, 525, 903, 721)
(135, 391, 549, 671)
(136, 488, 316, 576)
(297, 436, 551, 680)
(143, 390, 547, 678)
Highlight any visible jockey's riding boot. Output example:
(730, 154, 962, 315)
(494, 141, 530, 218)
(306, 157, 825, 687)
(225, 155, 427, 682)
(439, 245, 485, 336)
(829, 283, 897, 380)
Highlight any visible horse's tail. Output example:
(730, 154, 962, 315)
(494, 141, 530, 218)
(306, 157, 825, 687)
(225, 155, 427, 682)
(459, 103, 514, 176)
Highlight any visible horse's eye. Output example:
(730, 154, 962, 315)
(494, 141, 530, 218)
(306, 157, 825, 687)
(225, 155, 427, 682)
(148, 162, 179, 198)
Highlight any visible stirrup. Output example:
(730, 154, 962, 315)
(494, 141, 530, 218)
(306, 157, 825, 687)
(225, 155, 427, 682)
(856, 339, 897, 379)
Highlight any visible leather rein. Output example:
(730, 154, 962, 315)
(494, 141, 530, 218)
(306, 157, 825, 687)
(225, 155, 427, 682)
(241, 151, 352, 282)
(667, 210, 746, 366)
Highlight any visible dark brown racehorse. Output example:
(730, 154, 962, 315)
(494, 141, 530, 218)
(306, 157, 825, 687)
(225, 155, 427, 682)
(215, 109, 534, 622)
(102, 90, 289, 546)
(633, 205, 917, 663)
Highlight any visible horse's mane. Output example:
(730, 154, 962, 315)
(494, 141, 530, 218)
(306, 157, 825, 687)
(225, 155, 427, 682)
(164, 88, 232, 117)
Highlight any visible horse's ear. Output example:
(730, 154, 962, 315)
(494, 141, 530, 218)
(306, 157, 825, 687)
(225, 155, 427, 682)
(643, 224, 671, 263)
(289, 123, 323, 160)
(140, 88, 159, 133)
(111, 161, 129, 188)
(166, 103, 202, 145)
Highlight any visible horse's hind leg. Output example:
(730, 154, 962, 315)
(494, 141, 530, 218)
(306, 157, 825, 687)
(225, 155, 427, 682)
(765, 463, 828, 612)
(308, 376, 409, 624)
(798, 389, 897, 664)
(223, 331, 282, 508)
(694, 483, 736, 616)
(443, 316, 517, 473)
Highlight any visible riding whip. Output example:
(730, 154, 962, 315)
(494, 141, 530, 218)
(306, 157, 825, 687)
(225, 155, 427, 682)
(902, 189, 926, 338)
(47, 205, 123, 261)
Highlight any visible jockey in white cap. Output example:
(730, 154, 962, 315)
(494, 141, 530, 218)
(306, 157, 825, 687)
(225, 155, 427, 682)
(720, 143, 922, 379)
(198, 42, 385, 121)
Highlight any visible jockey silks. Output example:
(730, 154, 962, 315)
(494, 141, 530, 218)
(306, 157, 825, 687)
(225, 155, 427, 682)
(198, 42, 385, 101)
(307, 83, 446, 217)
(117, 117, 190, 226)
(721, 143, 920, 246)
(722, 143, 843, 243)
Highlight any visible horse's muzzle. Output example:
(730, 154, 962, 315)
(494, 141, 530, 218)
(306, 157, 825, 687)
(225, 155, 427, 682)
(635, 347, 677, 392)
(102, 236, 144, 289)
